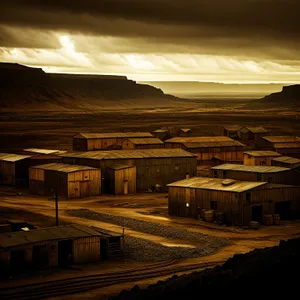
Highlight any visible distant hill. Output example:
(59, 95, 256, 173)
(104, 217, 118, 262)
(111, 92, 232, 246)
(0, 63, 177, 111)
(140, 81, 285, 98)
(245, 85, 300, 110)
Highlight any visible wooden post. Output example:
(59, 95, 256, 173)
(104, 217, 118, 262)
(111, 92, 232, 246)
(55, 190, 59, 226)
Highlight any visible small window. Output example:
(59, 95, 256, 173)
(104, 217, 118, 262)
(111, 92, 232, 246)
(175, 165, 179, 171)
(210, 201, 217, 210)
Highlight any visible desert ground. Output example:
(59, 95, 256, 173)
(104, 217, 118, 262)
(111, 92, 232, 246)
(1, 99, 300, 299)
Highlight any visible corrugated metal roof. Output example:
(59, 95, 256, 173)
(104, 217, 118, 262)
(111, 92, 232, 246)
(107, 164, 136, 170)
(0, 153, 31, 162)
(30, 163, 98, 173)
(273, 143, 300, 149)
(23, 148, 66, 155)
(262, 136, 300, 143)
(59, 149, 196, 160)
(126, 138, 164, 145)
(239, 127, 268, 134)
(0, 224, 105, 249)
(224, 125, 242, 131)
(167, 177, 267, 192)
(74, 132, 153, 139)
(183, 141, 245, 148)
(165, 136, 234, 143)
(211, 164, 290, 173)
(272, 156, 300, 165)
(243, 151, 281, 157)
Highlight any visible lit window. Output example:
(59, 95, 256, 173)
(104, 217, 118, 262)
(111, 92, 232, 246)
(186, 203, 190, 207)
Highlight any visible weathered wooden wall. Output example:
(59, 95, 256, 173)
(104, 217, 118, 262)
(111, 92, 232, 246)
(0, 161, 15, 185)
(73, 236, 101, 263)
(114, 167, 136, 194)
(73, 138, 88, 151)
(243, 155, 274, 166)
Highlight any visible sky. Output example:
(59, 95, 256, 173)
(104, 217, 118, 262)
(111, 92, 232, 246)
(1, 0, 300, 83)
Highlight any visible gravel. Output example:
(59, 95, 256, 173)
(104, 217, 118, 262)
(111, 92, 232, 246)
(67, 209, 230, 261)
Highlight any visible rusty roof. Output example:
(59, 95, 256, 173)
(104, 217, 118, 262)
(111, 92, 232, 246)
(211, 164, 290, 173)
(0, 153, 31, 162)
(272, 156, 300, 165)
(183, 141, 245, 148)
(74, 132, 153, 139)
(168, 177, 267, 193)
(239, 127, 269, 134)
(0, 224, 106, 249)
(59, 149, 196, 160)
(165, 136, 233, 143)
(262, 136, 300, 143)
(273, 143, 300, 149)
(125, 138, 164, 145)
(30, 163, 98, 173)
(107, 164, 136, 170)
(243, 151, 281, 157)
(23, 148, 66, 155)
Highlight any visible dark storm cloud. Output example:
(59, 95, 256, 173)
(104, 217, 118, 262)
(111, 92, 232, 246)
(1, 0, 299, 39)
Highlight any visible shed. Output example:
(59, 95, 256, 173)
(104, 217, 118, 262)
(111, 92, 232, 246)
(0, 153, 31, 186)
(223, 125, 242, 138)
(105, 164, 136, 194)
(273, 143, 300, 158)
(0, 224, 123, 276)
(59, 149, 197, 192)
(210, 164, 300, 186)
(29, 163, 101, 198)
(152, 129, 172, 141)
(73, 132, 153, 151)
(243, 151, 281, 166)
(271, 156, 300, 169)
(168, 177, 300, 225)
(122, 138, 164, 150)
(237, 127, 269, 144)
(165, 137, 246, 163)
(179, 128, 192, 137)
(257, 136, 300, 149)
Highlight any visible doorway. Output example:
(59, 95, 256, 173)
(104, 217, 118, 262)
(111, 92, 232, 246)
(123, 180, 128, 195)
(100, 238, 108, 260)
(32, 245, 49, 269)
(275, 201, 291, 220)
(252, 205, 263, 223)
(58, 240, 73, 267)
(10, 250, 26, 273)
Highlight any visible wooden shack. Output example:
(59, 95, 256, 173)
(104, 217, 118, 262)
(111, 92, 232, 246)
(210, 164, 300, 186)
(273, 143, 300, 158)
(243, 151, 281, 166)
(73, 132, 153, 151)
(122, 138, 164, 149)
(59, 149, 197, 192)
(29, 163, 101, 198)
(0, 224, 123, 276)
(223, 125, 242, 138)
(271, 156, 300, 169)
(237, 127, 269, 144)
(164, 136, 246, 164)
(168, 177, 300, 225)
(152, 129, 171, 141)
(0, 153, 31, 186)
(105, 165, 136, 194)
(257, 136, 300, 150)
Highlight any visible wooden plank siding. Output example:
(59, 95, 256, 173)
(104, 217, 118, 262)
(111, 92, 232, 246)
(73, 237, 101, 263)
(108, 167, 136, 195)
(168, 185, 300, 226)
(0, 161, 15, 185)
(63, 157, 197, 192)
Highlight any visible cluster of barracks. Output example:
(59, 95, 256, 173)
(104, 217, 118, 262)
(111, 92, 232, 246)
(1, 126, 300, 276)
(0, 126, 300, 227)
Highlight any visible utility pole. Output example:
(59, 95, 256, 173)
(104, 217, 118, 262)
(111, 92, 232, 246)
(50, 189, 59, 226)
